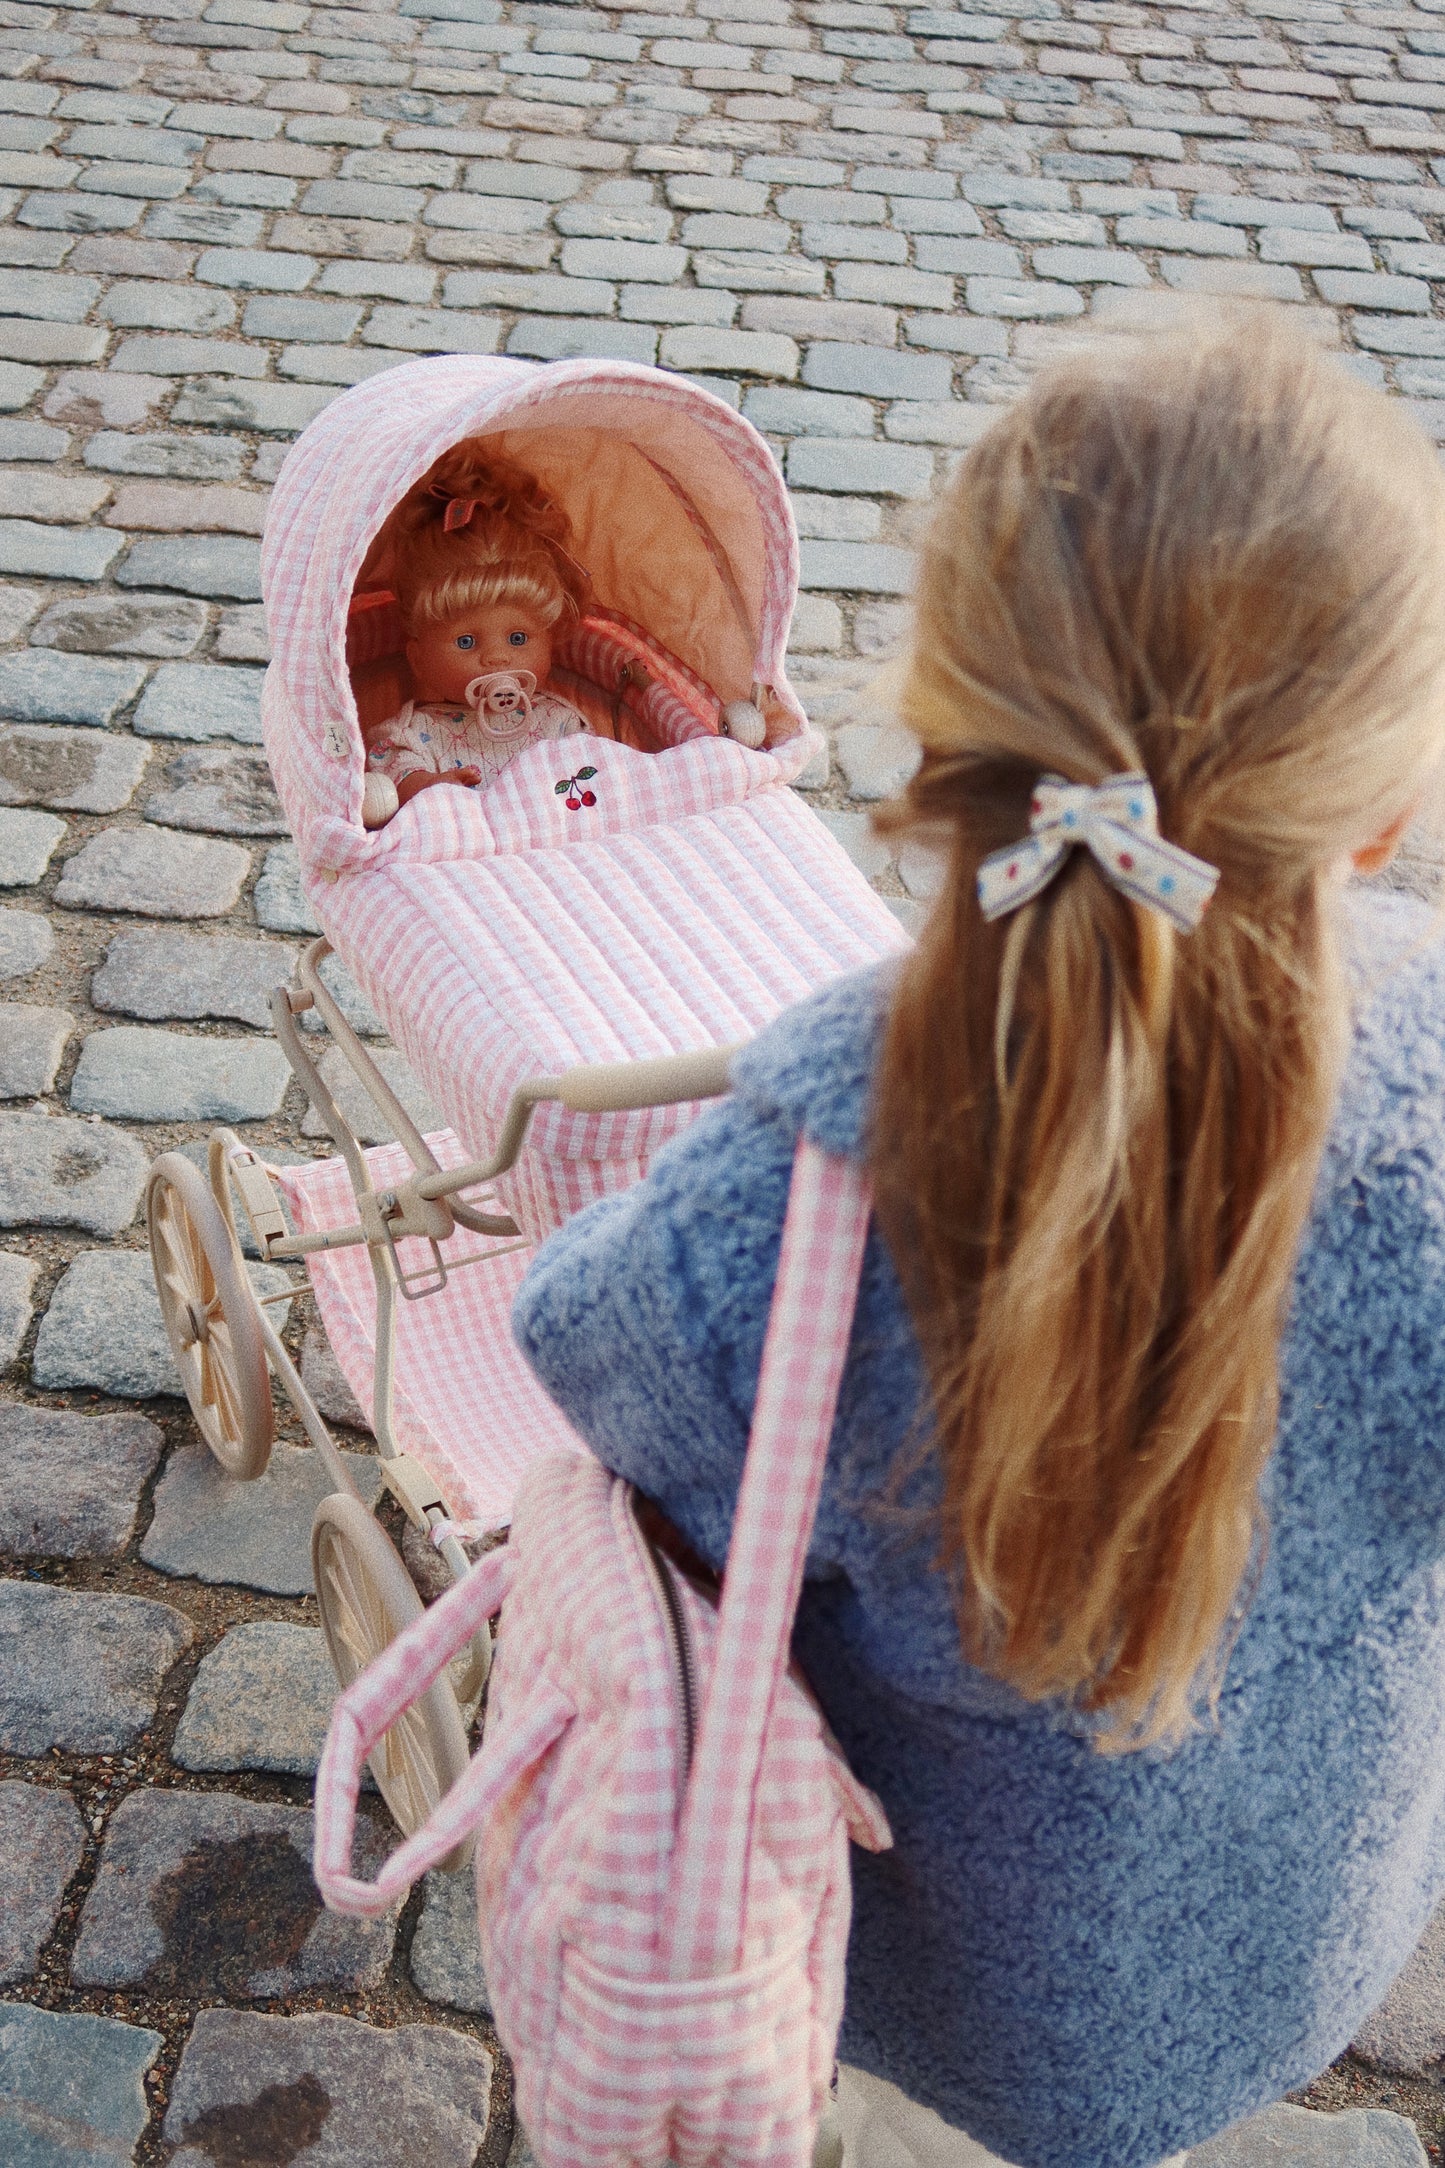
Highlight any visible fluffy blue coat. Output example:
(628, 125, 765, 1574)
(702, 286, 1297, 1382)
(511, 889, 1445, 2168)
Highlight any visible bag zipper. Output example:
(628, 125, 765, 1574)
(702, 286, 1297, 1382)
(641, 1528, 698, 1781)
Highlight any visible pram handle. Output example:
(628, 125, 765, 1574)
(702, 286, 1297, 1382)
(413, 1044, 741, 1205)
(550, 1044, 739, 1114)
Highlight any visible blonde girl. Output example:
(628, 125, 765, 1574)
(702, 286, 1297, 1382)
(513, 317, 1445, 2168)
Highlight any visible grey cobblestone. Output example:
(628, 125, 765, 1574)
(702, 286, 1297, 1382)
(92, 926, 297, 1027)
(145, 745, 286, 833)
(0, 1248, 37, 1365)
(70, 1023, 292, 1121)
(73, 1788, 400, 1994)
(31, 588, 209, 657)
(31, 1247, 294, 1394)
(254, 836, 322, 933)
(0, 2003, 162, 2161)
(0, 1581, 193, 1753)
(0, 723, 151, 812)
(142, 1439, 382, 1593)
(0, 1784, 87, 1984)
(116, 532, 265, 600)
(0, 1003, 73, 1097)
(54, 824, 251, 916)
(0, 647, 147, 726)
(0, 805, 67, 886)
(0, 1405, 164, 1557)
(163, 2009, 493, 2168)
(172, 1619, 344, 1775)
(0, 907, 52, 981)
(0, 1111, 147, 1235)
(411, 1870, 492, 2013)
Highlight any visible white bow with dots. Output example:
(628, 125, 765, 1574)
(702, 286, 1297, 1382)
(976, 773, 1219, 935)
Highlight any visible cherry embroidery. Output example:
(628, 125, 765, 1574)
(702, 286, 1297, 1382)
(555, 765, 598, 811)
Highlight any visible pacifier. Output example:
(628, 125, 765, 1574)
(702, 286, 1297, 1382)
(464, 669, 537, 738)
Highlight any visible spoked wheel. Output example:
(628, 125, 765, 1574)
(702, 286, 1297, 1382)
(147, 1151, 275, 1481)
(312, 1493, 475, 1873)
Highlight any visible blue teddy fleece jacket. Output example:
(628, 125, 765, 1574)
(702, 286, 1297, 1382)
(512, 889, 1445, 2168)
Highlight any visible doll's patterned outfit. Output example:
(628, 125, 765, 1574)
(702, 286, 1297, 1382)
(367, 689, 585, 795)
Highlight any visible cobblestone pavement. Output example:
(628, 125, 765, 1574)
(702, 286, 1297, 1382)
(4, 0, 1445, 2157)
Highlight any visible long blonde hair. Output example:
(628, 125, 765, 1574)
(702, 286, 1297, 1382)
(386, 443, 588, 635)
(873, 316, 1445, 1750)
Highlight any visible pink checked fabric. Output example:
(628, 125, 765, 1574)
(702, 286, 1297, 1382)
(271, 1136, 586, 1530)
(314, 1141, 893, 2168)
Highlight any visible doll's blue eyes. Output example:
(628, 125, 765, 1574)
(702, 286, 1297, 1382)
(509, 630, 527, 647)
(456, 634, 474, 650)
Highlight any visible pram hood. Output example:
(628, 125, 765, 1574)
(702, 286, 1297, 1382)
(260, 355, 814, 895)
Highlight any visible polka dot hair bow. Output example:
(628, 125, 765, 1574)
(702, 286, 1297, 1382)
(976, 773, 1220, 934)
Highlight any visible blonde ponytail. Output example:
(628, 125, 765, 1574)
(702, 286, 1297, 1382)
(873, 315, 1445, 1749)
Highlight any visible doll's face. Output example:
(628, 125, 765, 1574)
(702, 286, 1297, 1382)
(406, 604, 555, 705)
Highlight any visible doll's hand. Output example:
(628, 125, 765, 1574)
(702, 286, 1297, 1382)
(396, 766, 482, 805)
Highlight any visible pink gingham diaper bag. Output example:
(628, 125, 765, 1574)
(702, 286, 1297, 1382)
(314, 1140, 893, 2168)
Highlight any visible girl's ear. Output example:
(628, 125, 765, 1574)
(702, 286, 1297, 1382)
(1351, 802, 1418, 877)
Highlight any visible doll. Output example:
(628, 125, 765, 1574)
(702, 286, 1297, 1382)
(361, 451, 591, 829)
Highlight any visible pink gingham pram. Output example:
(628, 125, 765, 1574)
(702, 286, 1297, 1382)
(145, 354, 907, 1858)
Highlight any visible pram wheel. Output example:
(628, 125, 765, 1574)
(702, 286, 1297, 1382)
(312, 1493, 474, 1872)
(148, 1152, 275, 1481)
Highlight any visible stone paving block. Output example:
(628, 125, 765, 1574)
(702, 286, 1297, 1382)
(301, 1320, 370, 1427)
(116, 533, 264, 601)
(1353, 1903, 1445, 2072)
(301, 1043, 443, 1143)
(0, 580, 43, 645)
(44, 369, 171, 428)
(0, 649, 148, 727)
(0, 1111, 147, 1235)
(73, 1789, 401, 1996)
(163, 2008, 493, 2167)
(0, 905, 53, 979)
(0, 724, 151, 816)
(0, 1404, 164, 1558)
(70, 1025, 292, 1122)
(0, 1247, 37, 1364)
(835, 721, 923, 801)
(54, 826, 250, 917)
(145, 746, 285, 835)
(143, 1439, 381, 1593)
(0, 517, 124, 582)
(0, 805, 67, 886)
(31, 1248, 294, 1397)
(0, 2002, 162, 2164)
(0, 360, 44, 412)
(254, 838, 322, 934)
(133, 659, 266, 745)
(216, 603, 271, 662)
(0, 469, 113, 523)
(93, 926, 298, 1028)
(0, 1784, 86, 1984)
(172, 1618, 344, 1775)
(411, 1869, 491, 2012)
(85, 428, 247, 480)
(31, 588, 208, 657)
(171, 375, 336, 433)
(0, 1581, 193, 1753)
(816, 808, 894, 882)
(1189, 2102, 1427, 2165)
(0, 1003, 73, 1097)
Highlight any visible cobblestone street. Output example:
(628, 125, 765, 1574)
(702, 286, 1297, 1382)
(5, 0, 1445, 2157)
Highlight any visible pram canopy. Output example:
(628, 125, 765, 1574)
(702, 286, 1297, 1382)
(260, 357, 909, 1239)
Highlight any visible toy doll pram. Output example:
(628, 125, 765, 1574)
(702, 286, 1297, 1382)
(146, 354, 910, 1862)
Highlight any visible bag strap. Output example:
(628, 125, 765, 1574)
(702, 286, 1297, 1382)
(314, 1544, 518, 1915)
(663, 1138, 872, 1978)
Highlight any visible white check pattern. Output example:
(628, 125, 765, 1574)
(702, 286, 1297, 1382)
(313, 1140, 892, 2168)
